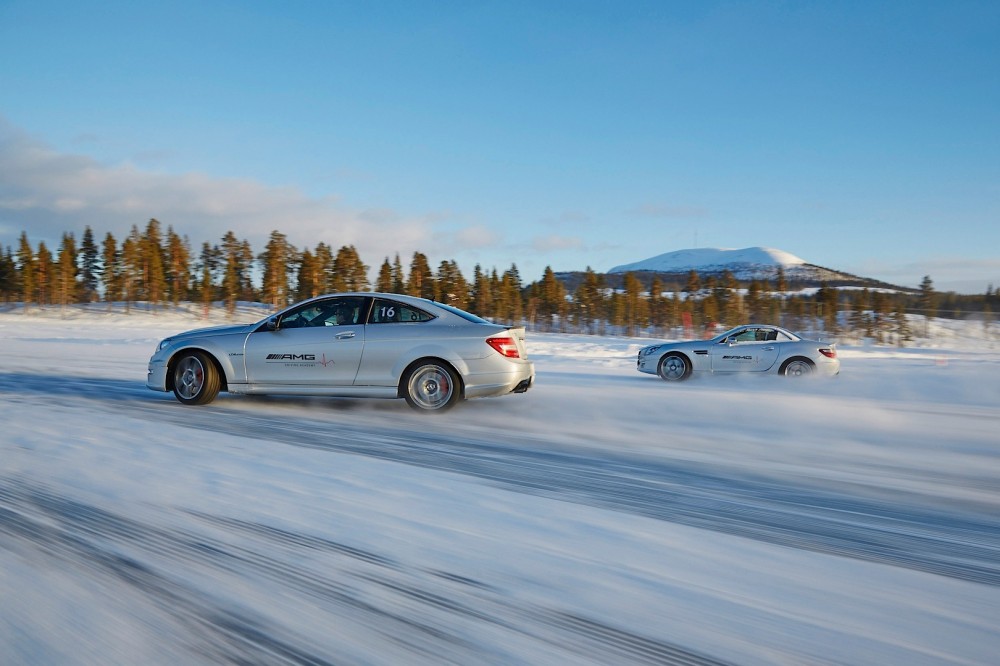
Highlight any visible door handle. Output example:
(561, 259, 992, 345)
(336, 331, 356, 339)
(762, 346, 775, 351)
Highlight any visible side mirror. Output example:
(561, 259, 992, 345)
(266, 317, 280, 331)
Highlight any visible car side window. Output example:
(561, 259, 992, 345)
(280, 297, 366, 328)
(368, 299, 435, 324)
(728, 329, 756, 344)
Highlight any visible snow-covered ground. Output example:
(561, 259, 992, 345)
(2, 304, 998, 665)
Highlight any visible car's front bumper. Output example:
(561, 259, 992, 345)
(147, 358, 168, 391)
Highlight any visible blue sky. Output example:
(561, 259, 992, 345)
(1, 1, 998, 292)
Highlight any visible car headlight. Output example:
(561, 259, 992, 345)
(157, 338, 173, 352)
(643, 345, 661, 356)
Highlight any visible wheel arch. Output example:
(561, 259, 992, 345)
(397, 356, 465, 400)
(778, 355, 816, 375)
(167, 346, 229, 393)
(657, 350, 694, 381)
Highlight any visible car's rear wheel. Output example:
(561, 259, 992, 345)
(172, 351, 221, 405)
(403, 361, 461, 412)
(657, 353, 691, 382)
(780, 357, 815, 377)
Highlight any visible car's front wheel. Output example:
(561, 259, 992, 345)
(779, 357, 815, 377)
(171, 351, 221, 405)
(657, 353, 691, 382)
(403, 360, 461, 412)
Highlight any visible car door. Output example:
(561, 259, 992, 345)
(353, 297, 439, 387)
(244, 296, 368, 386)
(710, 327, 779, 372)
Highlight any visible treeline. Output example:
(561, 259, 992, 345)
(2, 220, 996, 344)
(0, 220, 529, 322)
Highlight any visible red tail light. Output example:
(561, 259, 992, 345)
(819, 348, 837, 358)
(487, 336, 520, 358)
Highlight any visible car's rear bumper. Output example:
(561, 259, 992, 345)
(814, 358, 841, 376)
(463, 361, 535, 399)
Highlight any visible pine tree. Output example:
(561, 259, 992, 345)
(848, 290, 870, 338)
(122, 226, 143, 312)
(296, 249, 320, 301)
(376, 257, 394, 293)
(670, 293, 683, 332)
(647, 275, 664, 333)
(0, 247, 15, 303)
(165, 227, 192, 306)
(500, 264, 523, 325)
(16, 232, 36, 305)
(775, 266, 787, 293)
(918, 275, 937, 336)
(142, 219, 166, 306)
(220, 231, 247, 314)
(535, 266, 568, 332)
(471, 264, 492, 318)
(239, 240, 256, 302)
(101, 232, 121, 304)
(892, 295, 912, 346)
(35, 242, 53, 305)
(332, 245, 369, 292)
(194, 242, 220, 302)
(746, 279, 764, 322)
(621, 272, 647, 336)
(260, 230, 296, 308)
(391, 253, 405, 293)
(815, 282, 840, 333)
(55, 232, 78, 308)
(684, 269, 701, 295)
(436, 260, 469, 308)
(872, 290, 889, 342)
(315, 243, 334, 292)
(407, 252, 436, 300)
(79, 226, 100, 303)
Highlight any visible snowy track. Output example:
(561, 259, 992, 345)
(2, 312, 999, 664)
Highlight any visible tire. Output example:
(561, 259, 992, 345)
(657, 353, 691, 382)
(779, 357, 815, 377)
(171, 350, 221, 405)
(403, 360, 461, 412)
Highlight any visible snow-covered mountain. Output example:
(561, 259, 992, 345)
(609, 247, 806, 276)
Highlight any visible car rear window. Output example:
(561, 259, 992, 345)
(433, 302, 492, 324)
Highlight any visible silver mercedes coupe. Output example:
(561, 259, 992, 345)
(147, 293, 534, 411)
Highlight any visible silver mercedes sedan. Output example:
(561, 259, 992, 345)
(637, 324, 840, 382)
(147, 293, 535, 411)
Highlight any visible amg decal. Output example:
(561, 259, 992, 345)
(266, 353, 317, 361)
(723, 355, 753, 360)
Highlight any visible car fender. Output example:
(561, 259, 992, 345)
(167, 337, 247, 386)
(390, 343, 472, 382)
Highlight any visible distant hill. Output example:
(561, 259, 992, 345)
(553, 246, 912, 293)
(609, 247, 806, 277)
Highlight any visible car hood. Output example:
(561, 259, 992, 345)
(166, 323, 257, 342)
(641, 339, 705, 352)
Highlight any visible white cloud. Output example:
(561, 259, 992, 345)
(531, 234, 584, 252)
(452, 224, 501, 250)
(0, 119, 435, 263)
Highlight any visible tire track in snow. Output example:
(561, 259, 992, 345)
(0, 478, 736, 666)
(4, 372, 1000, 587)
